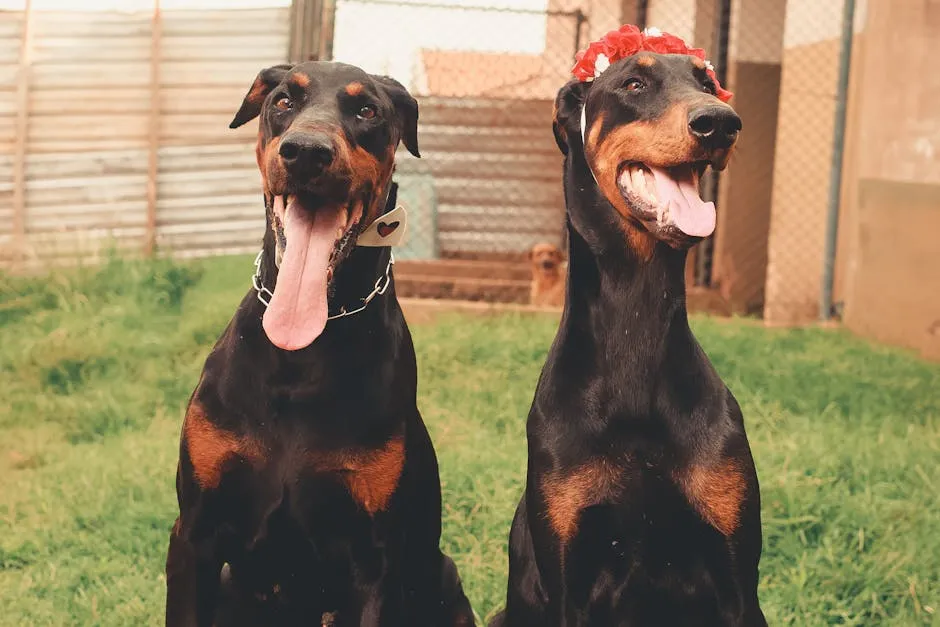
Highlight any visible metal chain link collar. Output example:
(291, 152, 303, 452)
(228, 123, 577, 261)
(251, 249, 394, 322)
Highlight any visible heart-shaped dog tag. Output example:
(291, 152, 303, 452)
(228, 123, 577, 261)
(358, 206, 408, 247)
(377, 221, 400, 238)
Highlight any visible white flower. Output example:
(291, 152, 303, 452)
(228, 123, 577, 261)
(704, 59, 715, 72)
(594, 53, 610, 77)
(643, 26, 663, 37)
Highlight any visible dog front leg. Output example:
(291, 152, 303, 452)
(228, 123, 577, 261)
(165, 516, 223, 627)
(523, 486, 578, 627)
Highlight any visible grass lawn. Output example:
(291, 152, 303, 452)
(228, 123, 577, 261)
(1, 254, 938, 626)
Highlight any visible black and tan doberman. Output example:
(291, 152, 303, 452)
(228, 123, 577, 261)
(165, 61, 474, 627)
(492, 50, 766, 626)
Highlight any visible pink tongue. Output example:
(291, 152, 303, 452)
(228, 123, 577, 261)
(648, 165, 716, 237)
(262, 197, 345, 351)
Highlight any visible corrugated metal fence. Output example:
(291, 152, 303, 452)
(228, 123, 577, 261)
(1, 3, 566, 273)
(0, 5, 289, 269)
(409, 98, 563, 258)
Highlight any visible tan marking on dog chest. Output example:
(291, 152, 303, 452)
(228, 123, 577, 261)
(676, 459, 747, 536)
(542, 459, 622, 544)
(309, 437, 406, 515)
(184, 404, 265, 489)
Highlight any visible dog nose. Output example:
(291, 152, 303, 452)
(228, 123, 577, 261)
(279, 133, 334, 175)
(688, 106, 742, 150)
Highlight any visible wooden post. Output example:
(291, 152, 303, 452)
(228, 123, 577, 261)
(145, 0, 162, 256)
(318, 0, 336, 61)
(12, 0, 34, 264)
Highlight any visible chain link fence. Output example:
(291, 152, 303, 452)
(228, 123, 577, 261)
(329, 0, 620, 303)
(1, 0, 862, 319)
(326, 0, 860, 315)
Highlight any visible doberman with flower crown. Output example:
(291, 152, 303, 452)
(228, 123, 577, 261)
(490, 26, 766, 626)
(164, 61, 473, 627)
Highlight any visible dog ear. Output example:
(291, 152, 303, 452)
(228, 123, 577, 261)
(552, 79, 591, 155)
(230, 64, 293, 129)
(372, 75, 420, 158)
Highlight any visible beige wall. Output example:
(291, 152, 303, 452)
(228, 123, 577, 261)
(763, 0, 864, 323)
(648, 0, 697, 41)
(729, 0, 784, 63)
(712, 0, 786, 314)
(839, 0, 940, 360)
(645, 0, 723, 48)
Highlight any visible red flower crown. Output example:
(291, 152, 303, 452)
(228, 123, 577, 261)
(571, 25, 733, 103)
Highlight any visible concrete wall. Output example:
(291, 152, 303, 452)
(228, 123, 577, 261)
(763, 0, 867, 324)
(839, 0, 940, 360)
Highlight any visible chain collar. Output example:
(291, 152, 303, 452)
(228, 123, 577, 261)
(251, 249, 394, 322)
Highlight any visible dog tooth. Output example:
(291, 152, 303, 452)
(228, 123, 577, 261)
(644, 170, 658, 203)
(631, 167, 646, 192)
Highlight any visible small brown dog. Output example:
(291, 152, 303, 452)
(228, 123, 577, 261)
(528, 242, 565, 307)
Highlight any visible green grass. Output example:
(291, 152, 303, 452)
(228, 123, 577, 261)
(1, 255, 938, 626)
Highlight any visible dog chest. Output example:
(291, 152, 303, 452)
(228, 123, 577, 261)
(540, 454, 747, 548)
(183, 402, 406, 518)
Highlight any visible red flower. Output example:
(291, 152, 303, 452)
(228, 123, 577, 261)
(644, 32, 690, 55)
(572, 46, 599, 82)
(707, 68, 734, 101)
(571, 24, 733, 103)
(600, 25, 644, 59)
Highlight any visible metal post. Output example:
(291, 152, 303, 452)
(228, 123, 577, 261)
(319, 0, 337, 61)
(12, 0, 34, 264)
(145, 0, 162, 256)
(695, 0, 731, 287)
(636, 0, 648, 29)
(573, 9, 587, 58)
(819, 0, 856, 320)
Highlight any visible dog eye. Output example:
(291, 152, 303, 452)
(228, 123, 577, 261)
(357, 105, 377, 120)
(624, 78, 646, 92)
(275, 96, 292, 111)
(702, 80, 717, 95)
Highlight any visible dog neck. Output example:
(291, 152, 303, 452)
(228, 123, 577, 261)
(560, 218, 691, 360)
(546, 152, 714, 418)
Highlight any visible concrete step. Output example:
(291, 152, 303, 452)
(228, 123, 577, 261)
(395, 258, 531, 281)
(395, 274, 530, 304)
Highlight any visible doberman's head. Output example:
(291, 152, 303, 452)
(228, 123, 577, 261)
(553, 53, 740, 251)
(230, 61, 419, 350)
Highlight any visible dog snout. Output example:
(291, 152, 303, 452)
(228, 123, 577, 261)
(688, 106, 741, 151)
(279, 132, 335, 177)
(540, 260, 555, 270)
